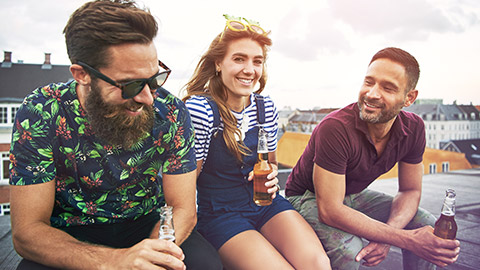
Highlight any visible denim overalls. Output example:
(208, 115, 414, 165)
(196, 94, 294, 250)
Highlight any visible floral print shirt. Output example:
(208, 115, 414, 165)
(9, 80, 196, 228)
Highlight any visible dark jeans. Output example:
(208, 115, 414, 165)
(16, 213, 222, 270)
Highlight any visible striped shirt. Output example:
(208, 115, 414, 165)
(185, 94, 279, 162)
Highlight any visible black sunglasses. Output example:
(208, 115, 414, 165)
(77, 60, 171, 99)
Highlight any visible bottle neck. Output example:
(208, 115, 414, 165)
(257, 151, 268, 162)
(160, 206, 173, 216)
(441, 196, 456, 216)
(257, 128, 268, 153)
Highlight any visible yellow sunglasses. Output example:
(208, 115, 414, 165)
(220, 14, 267, 40)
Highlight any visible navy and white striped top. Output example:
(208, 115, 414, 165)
(185, 94, 279, 162)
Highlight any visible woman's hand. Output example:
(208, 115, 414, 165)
(266, 169, 280, 199)
(248, 166, 280, 199)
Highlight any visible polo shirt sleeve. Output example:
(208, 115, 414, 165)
(401, 114, 426, 164)
(313, 118, 350, 175)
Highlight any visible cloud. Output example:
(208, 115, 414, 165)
(0, 0, 85, 63)
(327, 0, 479, 41)
(273, 8, 351, 61)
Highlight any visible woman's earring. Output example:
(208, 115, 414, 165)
(216, 68, 220, 76)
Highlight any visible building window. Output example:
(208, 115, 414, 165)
(429, 163, 437, 174)
(0, 104, 21, 127)
(442, 162, 450, 173)
(0, 107, 7, 124)
(0, 152, 10, 185)
(11, 106, 19, 121)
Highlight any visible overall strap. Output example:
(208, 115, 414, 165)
(255, 95, 265, 124)
(205, 96, 221, 138)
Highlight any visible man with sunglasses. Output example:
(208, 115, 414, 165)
(8, 1, 222, 269)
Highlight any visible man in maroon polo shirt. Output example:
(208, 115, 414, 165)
(285, 47, 460, 270)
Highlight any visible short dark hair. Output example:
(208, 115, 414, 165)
(63, 0, 157, 68)
(370, 47, 420, 92)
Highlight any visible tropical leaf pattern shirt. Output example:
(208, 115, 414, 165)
(9, 80, 196, 228)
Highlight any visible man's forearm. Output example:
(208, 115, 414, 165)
(172, 207, 196, 245)
(320, 203, 413, 250)
(13, 222, 116, 270)
(386, 190, 421, 229)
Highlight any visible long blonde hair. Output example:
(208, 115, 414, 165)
(183, 25, 272, 162)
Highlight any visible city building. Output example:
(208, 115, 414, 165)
(0, 51, 72, 195)
(285, 108, 337, 133)
(404, 101, 480, 149)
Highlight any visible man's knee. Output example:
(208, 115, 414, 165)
(407, 207, 436, 229)
(326, 234, 363, 270)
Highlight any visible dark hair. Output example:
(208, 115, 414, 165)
(63, 0, 157, 68)
(183, 24, 272, 162)
(370, 47, 420, 92)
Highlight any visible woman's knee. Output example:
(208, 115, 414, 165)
(307, 252, 331, 270)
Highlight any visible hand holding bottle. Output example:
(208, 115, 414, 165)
(434, 189, 457, 239)
(253, 127, 277, 206)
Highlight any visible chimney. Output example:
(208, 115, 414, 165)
(3, 51, 12, 63)
(44, 53, 51, 65)
(1, 51, 12, 68)
(42, 52, 52, 70)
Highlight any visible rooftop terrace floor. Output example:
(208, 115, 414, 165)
(358, 168, 480, 270)
(1, 168, 479, 269)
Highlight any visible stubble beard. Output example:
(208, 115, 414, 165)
(84, 81, 154, 149)
(358, 98, 403, 124)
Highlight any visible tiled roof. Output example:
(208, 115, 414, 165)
(441, 139, 480, 165)
(0, 62, 72, 101)
(458, 105, 480, 120)
(289, 112, 329, 123)
(404, 103, 480, 121)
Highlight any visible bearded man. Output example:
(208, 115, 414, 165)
(285, 47, 460, 270)
(8, 1, 222, 269)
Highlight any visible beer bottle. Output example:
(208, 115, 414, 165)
(159, 205, 176, 242)
(433, 189, 457, 240)
(253, 127, 273, 206)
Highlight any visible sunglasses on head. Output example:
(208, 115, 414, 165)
(220, 15, 267, 41)
(77, 60, 171, 99)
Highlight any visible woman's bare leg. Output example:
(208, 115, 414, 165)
(218, 229, 294, 270)
(260, 210, 331, 270)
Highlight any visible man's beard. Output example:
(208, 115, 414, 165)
(84, 81, 154, 149)
(358, 97, 403, 124)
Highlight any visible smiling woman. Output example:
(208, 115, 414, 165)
(182, 15, 331, 270)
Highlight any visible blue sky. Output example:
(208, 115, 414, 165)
(1, 0, 479, 109)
